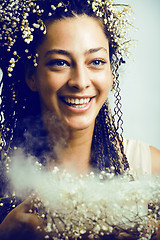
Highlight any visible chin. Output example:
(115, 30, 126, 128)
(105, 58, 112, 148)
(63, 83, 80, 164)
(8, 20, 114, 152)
(70, 125, 90, 131)
(66, 119, 95, 132)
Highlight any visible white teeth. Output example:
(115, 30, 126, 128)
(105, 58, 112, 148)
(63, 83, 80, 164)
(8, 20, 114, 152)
(75, 104, 86, 108)
(64, 97, 90, 105)
(75, 99, 79, 104)
(79, 99, 83, 104)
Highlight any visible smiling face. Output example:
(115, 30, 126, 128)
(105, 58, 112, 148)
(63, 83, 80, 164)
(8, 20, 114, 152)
(26, 15, 113, 131)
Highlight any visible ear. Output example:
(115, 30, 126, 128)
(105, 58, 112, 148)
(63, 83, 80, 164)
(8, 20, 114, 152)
(25, 68, 38, 92)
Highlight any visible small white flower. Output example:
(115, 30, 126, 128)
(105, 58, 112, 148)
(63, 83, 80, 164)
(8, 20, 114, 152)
(33, 23, 40, 28)
(58, 3, 62, 7)
(51, 5, 56, 10)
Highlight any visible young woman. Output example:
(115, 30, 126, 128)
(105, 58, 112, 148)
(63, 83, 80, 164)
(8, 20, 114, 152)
(0, 0, 160, 239)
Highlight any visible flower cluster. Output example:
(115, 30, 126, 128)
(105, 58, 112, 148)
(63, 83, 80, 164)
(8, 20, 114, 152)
(32, 170, 160, 239)
(88, 0, 134, 56)
(0, 0, 134, 77)
(6, 154, 160, 240)
(0, 0, 68, 76)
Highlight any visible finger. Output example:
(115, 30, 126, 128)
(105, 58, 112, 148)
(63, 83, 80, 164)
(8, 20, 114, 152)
(14, 212, 45, 240)
(14, 196, 33, 213)
(17, 211, 45, 232)
(117, 232, 137, 239)
(16, 195, 42, 214)
(24, 213, 44, 227)
(15, 197, 47, 232)
(24, 213, 48, 240)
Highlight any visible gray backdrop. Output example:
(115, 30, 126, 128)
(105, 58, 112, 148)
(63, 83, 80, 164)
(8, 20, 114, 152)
(119, 0, 160, 149)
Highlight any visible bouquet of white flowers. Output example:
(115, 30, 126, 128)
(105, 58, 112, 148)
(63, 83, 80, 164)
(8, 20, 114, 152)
(7, 151, 160, 240)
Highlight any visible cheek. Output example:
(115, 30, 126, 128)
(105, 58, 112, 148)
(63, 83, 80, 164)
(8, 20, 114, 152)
(103, 70, 113, 91)
(92, 70, 113, 93)
(35, 75, 60, 112)
(35, 71, 63, 95)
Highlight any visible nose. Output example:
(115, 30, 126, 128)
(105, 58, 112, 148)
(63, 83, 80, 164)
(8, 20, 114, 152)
(67, 64, 91, 90)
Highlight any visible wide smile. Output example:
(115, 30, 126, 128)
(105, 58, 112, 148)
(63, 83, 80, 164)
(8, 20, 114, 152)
(59, 96, 95, 111)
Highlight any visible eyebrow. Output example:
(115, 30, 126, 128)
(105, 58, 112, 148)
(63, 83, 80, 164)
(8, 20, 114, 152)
(85, 47, 108, 55)
(45, 49, 71, 58)
(44, 47, 108, 58)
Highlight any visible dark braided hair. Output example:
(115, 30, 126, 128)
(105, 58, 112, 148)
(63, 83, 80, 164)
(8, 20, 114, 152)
(0, 0, 130, 177)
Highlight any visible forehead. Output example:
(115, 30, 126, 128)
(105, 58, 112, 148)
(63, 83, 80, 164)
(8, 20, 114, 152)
(37, 15, 109, 55)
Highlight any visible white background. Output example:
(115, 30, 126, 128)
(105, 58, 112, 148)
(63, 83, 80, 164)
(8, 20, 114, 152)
(114, 0, 160, 149)
(0, 0, 160, 149)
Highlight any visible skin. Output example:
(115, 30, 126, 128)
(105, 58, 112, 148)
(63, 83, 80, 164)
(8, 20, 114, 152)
(0, 15, 160, 239)
(150, 146, 160, 175)
(0, 198, 44, 240)
(26, 15, 113, 171)
(28, 16, 113, 130)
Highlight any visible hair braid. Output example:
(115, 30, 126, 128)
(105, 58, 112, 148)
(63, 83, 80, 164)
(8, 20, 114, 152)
(91, 99, 129, 175)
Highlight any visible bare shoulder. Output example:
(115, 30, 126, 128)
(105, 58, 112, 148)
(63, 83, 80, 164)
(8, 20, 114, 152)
(150, 146, 160, 175)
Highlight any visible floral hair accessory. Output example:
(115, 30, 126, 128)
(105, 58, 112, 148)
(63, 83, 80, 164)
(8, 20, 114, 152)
(88, 0, 134, 53)
(87, 0, 135, 102)
(0, 0, 69, 76)
(0, 0, 134, 77)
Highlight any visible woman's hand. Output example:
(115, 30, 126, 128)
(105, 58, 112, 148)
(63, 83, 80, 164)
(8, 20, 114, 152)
(116, 232, 139, 239)
(0, 198, 45, 240)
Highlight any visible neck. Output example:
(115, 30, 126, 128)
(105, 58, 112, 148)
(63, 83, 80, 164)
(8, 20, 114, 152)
(60, 126, 94, 173)
(42, 111, 95, 173)
(48, 126, 94, 174)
